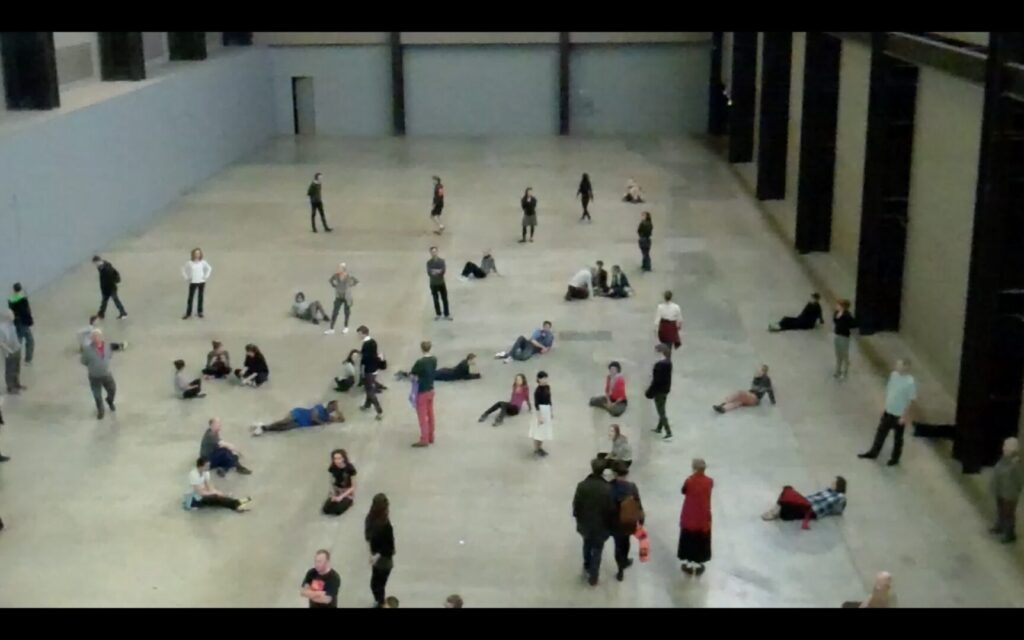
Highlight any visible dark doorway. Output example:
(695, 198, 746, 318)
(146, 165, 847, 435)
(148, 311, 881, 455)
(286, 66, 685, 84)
(727, 32, 758, 163)
(291, 76, 315, 135)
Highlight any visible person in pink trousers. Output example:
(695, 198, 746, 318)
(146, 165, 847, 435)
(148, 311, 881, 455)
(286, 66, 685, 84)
(409, 341, 437, 447)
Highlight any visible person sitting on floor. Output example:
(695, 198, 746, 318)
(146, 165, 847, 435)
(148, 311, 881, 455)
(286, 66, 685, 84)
(200, 417, 252, 476)
(713, 364, 776, 414)
(598, 424, 633, 471)
(397, 354, 481, 382)
(494, 321, 555, 363)
(460, 250, 500, 281)
(292, 291, 331, 325)
(202, 340, 231, 379)
(185, 456, 252, 513)
(769, 292, 824, 332)
(605, 265, 632, 299)
(761, 476, 847, 530)
(174, 359, 206, 399)
(322, 448, 357, 516)
(250, 400, 345, 436)
(565, 268, 594, 301)
(478, 373, 532, 426)
(234, 343, 269, 387)
(335, 349, 361, 392)
(592, 261, 609, 296)
(623, 178, 645, 203)
(589, 361, 628, 417)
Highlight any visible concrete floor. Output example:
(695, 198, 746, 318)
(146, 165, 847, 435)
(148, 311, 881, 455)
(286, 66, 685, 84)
(1, 136, 1023, 608)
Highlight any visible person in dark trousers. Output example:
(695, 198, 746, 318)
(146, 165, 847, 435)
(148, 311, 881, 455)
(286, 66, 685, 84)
(173, 360, 206, 399)
(365, 493, 396, 608)
(990, 437, 1023, 544)
(92, 255, 127, 319)
(326, 263, 359, 335)
(250, 401, 345, 436)
(8, 283, 34, 364)
(638, 211, 653, 272)
(460, 250, 499, 280)
(80, 328, 125, 419)
(833, 299, 858, 379)
(494, 321, 555, 364)
(577, 173, 594, 222)
(610, 462, 644, 582)
(519, 187, 538, 243)
(606, 266, 632, 299)
(307, 172, 332, 233)
(1, 311, 25, 394)
(186, 457, 252, 513)
(478, 373, 531, 426)
(858, 359, 916, 466)
(301, 550, 341, 608)
(427, 246, 451, 320)
(323, 449, 357, 516)
(233, 344, 269, 387)
(648, 344, 673, 440)
(592, 261, 609, 296)
(181, 247, 212, 320)
(589, 361, 628, 417)
(199, 417, 253, 476)
(431, 176, 446, 235)
(357, 325, 384, 421)
(573, 458, 617, 586)
(292, 292, 331, 326)
(769, 292, 824, 332)
(202, 341, 231, 379)
(335, 349, 361, 392)
(397, 353, 480, 382)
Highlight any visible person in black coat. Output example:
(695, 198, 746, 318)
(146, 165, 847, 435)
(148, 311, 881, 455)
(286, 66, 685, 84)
(647, 344, 673, 440)
(233, 344, 269, 387)
(769, 293, 824, 332)
(307, 172, 333, 233)
(365, 493, 396, 608)
(8, 283, 34, 364)
(610, 463, 644, 582)
(573, 458, 617, 586)
(577, 173, 594, 222)
(606, 266, 632, 299)
(638, 211, 653, 272)
(357, 325, 384, 420)
(92, 255, 127, 319)
(520, 188, 538, 243)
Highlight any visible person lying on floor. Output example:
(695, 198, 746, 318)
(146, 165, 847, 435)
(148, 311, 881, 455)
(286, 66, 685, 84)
(478, 373, 532, 426)
(396, 354, 480, 382)
(460, 250, 500, 280)
(292, 291, 331, 325)
(233, 344, 270, 387)
(623, 178, 645, 203)
(250, 400, 344, 436)
(713, 365, 776, 413)
(769, 292, 824, 332)
(761, 476, 847, 529)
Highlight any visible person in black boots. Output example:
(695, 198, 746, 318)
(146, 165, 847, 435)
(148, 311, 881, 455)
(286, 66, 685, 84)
(8, 283, 34, 364)
(638, 211, 653, 272)
(573, 458, 617, 586)
(427, 246, 451, 321)
(648, 344, 673, 441)
(357, 325, 384, 421)
(769, 293, 824, 332)
(431, 175, 446, 235)
(610, 462, 644, 582)
(519, 187, 538, 243)
(92, 255, 127, 319)
(365, 493, 396, 608)
(307, 172, 332, 233)
(577, 173, 594, 222)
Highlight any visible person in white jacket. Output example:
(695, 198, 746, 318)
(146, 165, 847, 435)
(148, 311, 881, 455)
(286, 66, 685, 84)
(182, 248, 213, 320)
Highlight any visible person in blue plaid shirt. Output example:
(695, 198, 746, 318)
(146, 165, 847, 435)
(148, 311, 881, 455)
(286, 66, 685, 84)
(761, 476, 847, 530)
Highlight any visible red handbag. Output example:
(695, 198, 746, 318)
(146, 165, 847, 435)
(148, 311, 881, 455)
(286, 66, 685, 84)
(635, 524, 650, 563)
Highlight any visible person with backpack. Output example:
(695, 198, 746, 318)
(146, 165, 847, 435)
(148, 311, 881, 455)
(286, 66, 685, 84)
(610, 462, 644, 582)
(92, 255, 127, 320)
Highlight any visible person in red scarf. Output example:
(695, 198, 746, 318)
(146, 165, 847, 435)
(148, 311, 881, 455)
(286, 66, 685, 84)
(678, 458, 713, 576)
(589, 361, 627, 417)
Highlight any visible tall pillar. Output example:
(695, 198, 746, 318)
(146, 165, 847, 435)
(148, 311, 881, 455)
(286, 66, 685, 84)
(0, 32, 59, 110)
(707, 32, 727, 135)
(755, 32, 793, 200)
(168, 32, 207, 61)
(98, 32, 145, 81)
(390, 32, 405, 136)
(727, 32, 757, 163)
(559, 32, 570, 136)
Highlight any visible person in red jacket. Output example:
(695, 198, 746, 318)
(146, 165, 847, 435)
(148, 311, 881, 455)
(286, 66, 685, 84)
(678, 458, 713, 576)
(589, 361, 627, 417)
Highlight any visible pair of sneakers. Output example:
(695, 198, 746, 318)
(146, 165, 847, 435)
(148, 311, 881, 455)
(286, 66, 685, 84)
(324, 326, 349, 335)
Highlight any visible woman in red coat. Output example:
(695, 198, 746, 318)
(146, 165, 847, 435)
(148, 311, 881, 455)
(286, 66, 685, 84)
(678, 458, 713, 575)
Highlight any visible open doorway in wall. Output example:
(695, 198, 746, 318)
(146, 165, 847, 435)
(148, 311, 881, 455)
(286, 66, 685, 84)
(291, 76, 316, 135)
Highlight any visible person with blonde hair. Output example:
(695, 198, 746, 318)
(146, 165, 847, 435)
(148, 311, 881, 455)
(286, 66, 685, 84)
(326, 263, 359, 335)
(990, 436, 1023, 543)
(181, 247, 212, 320)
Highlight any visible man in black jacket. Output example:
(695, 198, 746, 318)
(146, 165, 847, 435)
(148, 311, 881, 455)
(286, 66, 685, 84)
(8, 283, 33, 364)
(307, 172, 332, 233)
(357, 325, 383, 420)
(648, 344, 673, 441)
(610, 463, 644, 582)
(92, 256, 127, 320)
(573, 458, 616, 586)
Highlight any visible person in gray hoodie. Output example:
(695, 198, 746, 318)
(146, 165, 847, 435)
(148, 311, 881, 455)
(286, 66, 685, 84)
(325, 263, 359, 335)
(1, 310, 25, 394)
(80, 328, 126, 419)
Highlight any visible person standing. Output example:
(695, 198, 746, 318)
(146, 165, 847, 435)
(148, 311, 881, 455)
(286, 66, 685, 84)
(637, 212, 653, 272)
(8, 283, 34, 364)
(655, 290, 683, 351)
(577, 173, 594, 222)
(431, 175, 446, 235)
(858, 358, 916, 466)
(181, 248, 212, 320)
(365, 493, 396, 608)
(326, 263, 359, 335)
(357, 326, 384, 421)
(678, 458, 713, 576)
(529, 371, 554, 457)
(92, 255, 127, 320)
(80, 328, 125, 419)
(610, 462, 644, 582)
(307, 173, 333, 233)
(301, 550, 341, 608)
(833, 299, 858, 379)
(1, 311, 25, 394)
(519, 188, 538, 243)
(648, 344, 673, 441)
(427, 247, 451, 321)
(573, 458, 616, 586)
(410, 341, 437, 448)
(991, 437, 1023, 544)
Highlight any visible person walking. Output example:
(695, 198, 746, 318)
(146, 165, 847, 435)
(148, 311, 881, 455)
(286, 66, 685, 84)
(610, 462, 644, 582)
(326, 263, 359, 335)
(655, 290, 683, 351)
(92, 255, 127, 320)
(1, 311, 25, 394)
(365, 493, 396, 608)
(577, 174, 594, 222)
(431, 176, 446, 235)
(410, 341, 437, 448)
(80, 328, 125, 419)
(647, 344, 673, 441)
(529, 371, 553, 457)
(427, 246, 451, 321)
(307, 172, 333, 233)
(301, 550, 341, 608)
(8, 283, 34, 364)
(519, 188, 538, 243)
(858, 358, 917, 466)
(357, 326, 384, 421)
(678, 458, 713, 576)
(573, 458, 617, 586)
(990, 437, 1024, 544)
(233, 344, 270, 387)
(180, 248, 212, 320)
(638, 211, 653, 272)
(833, 299, 858, 379)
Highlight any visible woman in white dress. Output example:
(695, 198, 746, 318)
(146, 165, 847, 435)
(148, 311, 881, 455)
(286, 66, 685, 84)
(529, 371, 553, 457)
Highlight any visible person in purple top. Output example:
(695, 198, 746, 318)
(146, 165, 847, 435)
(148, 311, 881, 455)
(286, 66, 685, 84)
(494, 321, 554, 364)
(478, 374, 533, 426)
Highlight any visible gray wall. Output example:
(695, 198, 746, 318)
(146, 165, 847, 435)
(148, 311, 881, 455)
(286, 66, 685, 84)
(901, 67, 983, 395)
(0, 49, 275, 291)
(405, 45, 560, 136)
(269, 46, 392, 136)
(569, 43, 710, 135)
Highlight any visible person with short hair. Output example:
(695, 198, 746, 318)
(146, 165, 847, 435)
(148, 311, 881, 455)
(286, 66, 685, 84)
(519, 187, 538, 243)
(307, 172, 333, 233)
(833, 299, 858, 379)
(460, 250, 499, 280)
(638, 211, 653, 272)
(713, 365, 776, 414)
(655, 290, 683, 350)
(200, 417, 252, 475)
(292, 292, 330, 325)
(80, 328, 125, 419)
(322, 449, 357, 516)
(365, 493, 396, 608)
(0, 310, 24, 394)
(181, 247, 212, 320)
(233, 344, 269, 387)
(173, 360, 206, 399)
(592, 261, 609, 296)
(573, 458, 617, 586)
(431, 176, 446, 234)
(357, 326, 384, 420)
(991, 437, 1024, 544)
(250, 400, 344, 436)
(494, 321, 554, 364)
(858, 359, 916, 466)
(565, 268, 593, 301)
(325, 263, 359, 335)
(92, 255, 127, 319)
(647, 344, 673, 440)
(761, 476, 848, 530)
(410, 341, 438, 448)
(76, 315, 102, 352)
(769, 292, 824, 332)
(427, 247, 452, 320)
(589, 362, 628, 417)
(8, 283, 34, 364)
(678, 458, 713, 576)
(605, 266, 632, 299)
(529, 371, 554, 457)
(202, 341, 231, 379)
(445, 594, 464, 608)
(610, 462, 644, 582)
(186, 457, 251, 512)
(301, 549, 341, 608)
(478, 374, 531, 427)
(603, 424, 633, 469)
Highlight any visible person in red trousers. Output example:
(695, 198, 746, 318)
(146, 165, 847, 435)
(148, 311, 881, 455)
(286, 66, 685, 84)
(410, 341, 437, 448)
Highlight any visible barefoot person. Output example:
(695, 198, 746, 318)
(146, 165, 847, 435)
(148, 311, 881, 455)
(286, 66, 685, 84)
(250, 400, 344, 436)
(712, 365, 776, 414)
(185, 457, 252, 513)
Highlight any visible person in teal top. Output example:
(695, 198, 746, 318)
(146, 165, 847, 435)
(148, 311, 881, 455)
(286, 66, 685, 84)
(250, 400, 344, 436)
(410, 341, 438, 447)
(859, 359, 917, 466)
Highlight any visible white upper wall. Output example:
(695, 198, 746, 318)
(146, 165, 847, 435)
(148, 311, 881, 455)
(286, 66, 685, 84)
(53, 32, 99, 86)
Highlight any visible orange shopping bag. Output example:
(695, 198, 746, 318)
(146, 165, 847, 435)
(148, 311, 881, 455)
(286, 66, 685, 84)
(635, 524, 650, 563)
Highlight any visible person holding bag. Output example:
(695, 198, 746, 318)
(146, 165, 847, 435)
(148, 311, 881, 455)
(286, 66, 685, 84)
(610, 463, 644, 582)
(322, 449, 357, 516)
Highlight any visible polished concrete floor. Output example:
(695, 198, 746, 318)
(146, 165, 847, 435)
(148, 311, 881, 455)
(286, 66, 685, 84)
(1, 136, 1023, 608)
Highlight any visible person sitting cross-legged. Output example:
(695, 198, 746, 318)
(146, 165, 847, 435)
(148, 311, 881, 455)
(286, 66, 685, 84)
(589, 361, 628, 417)
(251, 400, 345, 436)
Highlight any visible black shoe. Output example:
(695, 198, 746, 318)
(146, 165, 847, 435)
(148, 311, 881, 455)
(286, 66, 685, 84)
(681, 564, 694, 575)
(478, 415, 488, 423)
(713, 405, 725, 414)
(0, 453, 10, 462)
(886, 459, 899, 466)
(624, 558, 634, 569)
(1003, 534, 1017, 544)
(324, 227, 333, 233)
(615, 569, 624, 582)
(518, 239, 527, 244)
(587, 575, 599, 586)
(312, 228, 318, 233)
(182, 314, 191, 320)
(106, 399, 116, 413)
(858, 452, 877, 460)
(694, 564, 706, 576)
(117, 313, 128, 320)
(651, 428, 662, 434)
(662, 434, 673, 441)
(236, 465, 253, 475)
(96, 409, 104, 420)
(198, 313, 204, 319)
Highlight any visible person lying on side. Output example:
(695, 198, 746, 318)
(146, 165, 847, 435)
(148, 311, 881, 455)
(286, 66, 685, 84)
(250, 400, 344, 436)
(396, 354, 481, 382)
(761, 476, 847, 530)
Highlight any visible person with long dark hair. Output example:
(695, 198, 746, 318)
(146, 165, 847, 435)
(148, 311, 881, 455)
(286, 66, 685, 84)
(655, 290, 683, 351)
(577, 173, 594, 221)
(322, 449, 357, 516)
(335, 349, 361, 392)
(833, 299, 858, 379)
(365, 493, 396, 608)
(529, 371, 554, 457)
(431, 176, 446, 235)
(638, 211, 653, 272)
(233, 344, 269, 387)
(520, 188, 538, 243)
(478, 373, 531, 426)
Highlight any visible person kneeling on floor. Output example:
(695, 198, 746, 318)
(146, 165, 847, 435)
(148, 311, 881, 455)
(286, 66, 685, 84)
(322, 448, 357, 516)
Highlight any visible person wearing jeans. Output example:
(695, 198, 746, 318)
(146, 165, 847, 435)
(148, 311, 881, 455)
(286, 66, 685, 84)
(648, 344, 673, 441)
(181, 248, 212, 320)
(8, 283, 34, 364)
(410, 341, 437, 447)
(495, 322, 555, 364)
(326, 263, 359, 335)
(80, 328, 124, 419)
(573, 458, 616, 586)
(427, 246, 451, 320)
(357, 326, 384, 420)
(589, 362, 628, 417)
(858, 359, 916, 466)
(199, 417, 252, 476)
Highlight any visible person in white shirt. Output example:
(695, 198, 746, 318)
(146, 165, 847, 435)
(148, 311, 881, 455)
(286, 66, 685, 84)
(565, 268, 594, 301)
(182, 248, 213, 320)
(655, 290, 683, 350)
(185, 457, 251, 512)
